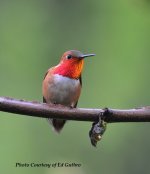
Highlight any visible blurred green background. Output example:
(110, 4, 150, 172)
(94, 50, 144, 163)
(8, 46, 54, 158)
(0, 0, 150, 174)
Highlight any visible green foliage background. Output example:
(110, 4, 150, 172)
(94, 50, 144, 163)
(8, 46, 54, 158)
(0, 0, 150, 174)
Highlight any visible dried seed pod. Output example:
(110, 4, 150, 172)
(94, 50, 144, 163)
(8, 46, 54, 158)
(89, 119, 107, 147)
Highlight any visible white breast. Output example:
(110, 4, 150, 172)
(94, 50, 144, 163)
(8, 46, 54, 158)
(48, 74, 80, 106)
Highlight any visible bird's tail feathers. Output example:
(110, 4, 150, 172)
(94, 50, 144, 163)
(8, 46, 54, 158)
(47, 118, 66, 133)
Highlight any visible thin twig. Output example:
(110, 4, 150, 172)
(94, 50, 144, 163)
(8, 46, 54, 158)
(0, 97, 150, 123)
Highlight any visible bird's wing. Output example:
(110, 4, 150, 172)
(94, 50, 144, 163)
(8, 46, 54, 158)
(43, 70, 48, 103)
(74, 75, 82, 108)
(79, 75, 82, 86)
(43, 97, 46, 103)
(42, 67, 55, 103)
(43, 68, 50, 80)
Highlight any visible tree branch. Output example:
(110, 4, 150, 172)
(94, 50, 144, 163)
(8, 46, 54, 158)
(0, 97, 150, 123)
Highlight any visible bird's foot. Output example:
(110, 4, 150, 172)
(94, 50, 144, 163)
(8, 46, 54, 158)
(69, 105, 74, 109)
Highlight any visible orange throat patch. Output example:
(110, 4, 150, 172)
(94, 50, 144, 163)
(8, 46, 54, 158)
(54, 59, 84, 79)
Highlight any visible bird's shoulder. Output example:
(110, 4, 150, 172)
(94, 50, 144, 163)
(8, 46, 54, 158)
(43, 67, 55, 80)
(79, 75, 82, 86)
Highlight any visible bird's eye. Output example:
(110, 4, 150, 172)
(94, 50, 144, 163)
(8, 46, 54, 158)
(66, 54, 72, 59)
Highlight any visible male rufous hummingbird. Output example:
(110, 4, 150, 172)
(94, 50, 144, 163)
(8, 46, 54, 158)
(42, 50, 95, 132)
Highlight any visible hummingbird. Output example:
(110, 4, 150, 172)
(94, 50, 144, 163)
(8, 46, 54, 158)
(42, 50, 95, 132)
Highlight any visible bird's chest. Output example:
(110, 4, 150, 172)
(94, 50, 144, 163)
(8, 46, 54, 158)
(47, 74, 80, 106)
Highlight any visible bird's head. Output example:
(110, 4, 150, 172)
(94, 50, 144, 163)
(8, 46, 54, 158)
(53, 50, 95, 79)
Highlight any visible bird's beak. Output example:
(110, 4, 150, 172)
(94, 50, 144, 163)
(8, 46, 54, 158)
(80, 53, 96, 59)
